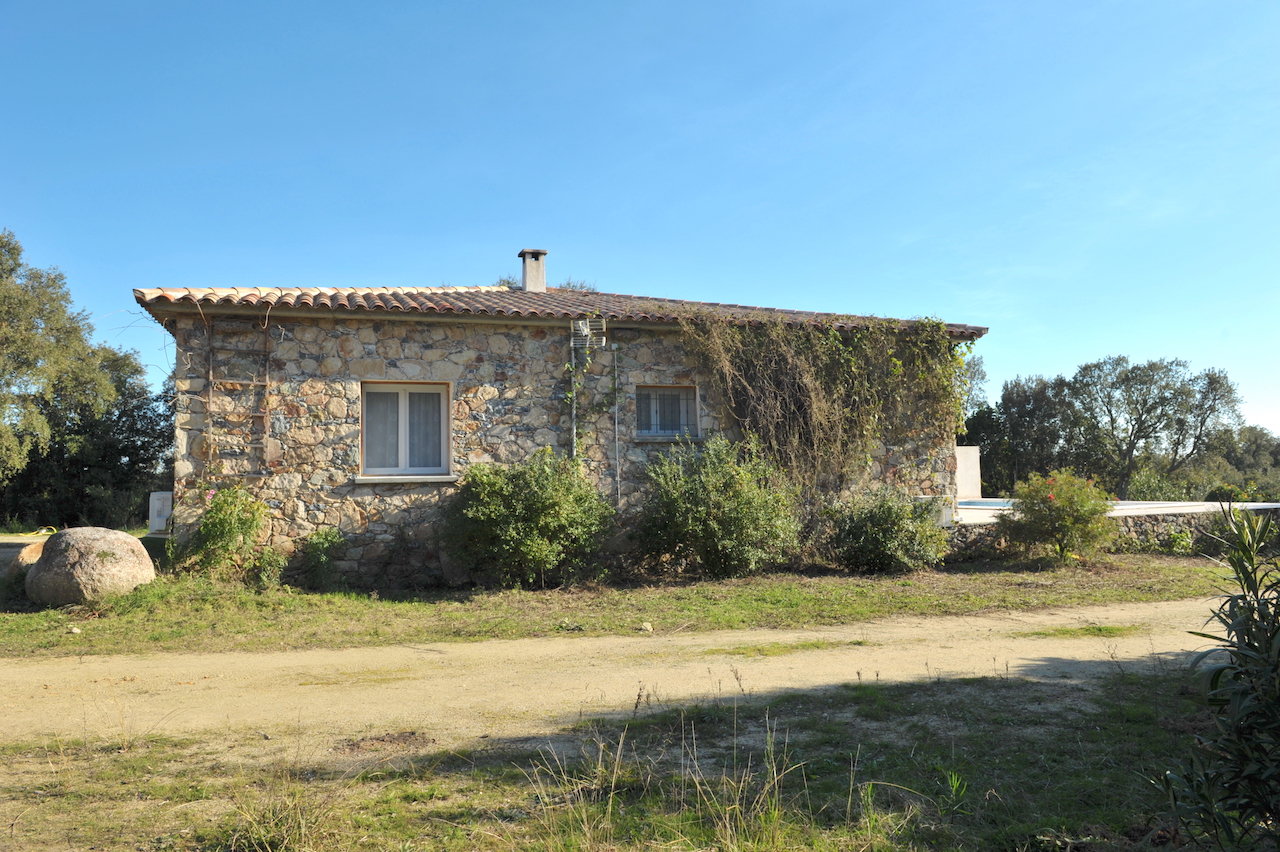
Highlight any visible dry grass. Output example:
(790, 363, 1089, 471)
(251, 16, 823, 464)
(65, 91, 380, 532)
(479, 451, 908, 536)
(0, 665, 1202, 851)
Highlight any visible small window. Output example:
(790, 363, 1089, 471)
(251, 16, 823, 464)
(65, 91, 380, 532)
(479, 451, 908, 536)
(361, 383, 449, 474)
(636, 386, 698, 437)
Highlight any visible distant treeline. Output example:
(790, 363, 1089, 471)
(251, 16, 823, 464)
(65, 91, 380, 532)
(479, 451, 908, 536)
(963, 355, 1279, 501)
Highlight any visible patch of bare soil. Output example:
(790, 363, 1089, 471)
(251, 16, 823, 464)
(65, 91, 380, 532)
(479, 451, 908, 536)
(0, 598, 1217, 754)
(331, 730, 438, 754)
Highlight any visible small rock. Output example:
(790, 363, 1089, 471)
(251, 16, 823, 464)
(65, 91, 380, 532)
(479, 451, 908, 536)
(4, 541, 44, 584)
(640, 622, 653, 633)
(67, 627, 81, 635)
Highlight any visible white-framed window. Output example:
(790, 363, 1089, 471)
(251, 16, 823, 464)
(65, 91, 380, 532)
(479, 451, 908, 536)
(361, 383, 450, 475)
(636, 385, 698, 437)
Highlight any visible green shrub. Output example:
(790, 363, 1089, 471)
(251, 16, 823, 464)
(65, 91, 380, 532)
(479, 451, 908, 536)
(824, 489, 948, 574)
(1127, 467, 1205, 502)
(997, 469, 1114, 561)
(250, 547, 287, 589)
(1204, 482, 1250, 503)
(166, 483, 270, 582)
(440, 448, 615, 588)
(300, 527, 347, 590)
(1162, 509, 1280, 849)
(633, 435, 799, 579)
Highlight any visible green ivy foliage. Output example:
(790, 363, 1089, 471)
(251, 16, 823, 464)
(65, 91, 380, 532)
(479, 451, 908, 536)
(439, 449, 615, 589)
(633, 435, 799, 579)
(997, 470, 1115, 561)
(824, 489, 949, 574)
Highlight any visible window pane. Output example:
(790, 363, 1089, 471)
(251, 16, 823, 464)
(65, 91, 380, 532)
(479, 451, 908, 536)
(365, 392, 399, 468)
(637, 386, 695, 435)
(637, 389, 653, 433)
(408, 392, 442, 469)
(656, 391, 683, 433)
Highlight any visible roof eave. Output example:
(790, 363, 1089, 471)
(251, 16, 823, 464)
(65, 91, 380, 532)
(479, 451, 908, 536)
(135, 289, 988, 340)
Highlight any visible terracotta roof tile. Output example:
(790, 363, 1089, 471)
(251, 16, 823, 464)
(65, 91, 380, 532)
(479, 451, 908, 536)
(134, 285, 987, 340)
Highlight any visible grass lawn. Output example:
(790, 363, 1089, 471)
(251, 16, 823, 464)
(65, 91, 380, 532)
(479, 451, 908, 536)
(0, 553, 1228, 849)
(0, 553, 1222, 657)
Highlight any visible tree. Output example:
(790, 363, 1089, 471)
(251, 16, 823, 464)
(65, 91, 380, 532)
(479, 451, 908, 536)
(962, 403, 1010, 495)
(958, 354, 988, 419)
(0, 229, 116, 483)
(1164, 368, 1243, 476)
(963, 356, 1243, 499)
(1221, 426, 1280, 478)
(1069, 356, 1240, 498)
(1, 349, 173, 527)
(964, 375, 1104, 495)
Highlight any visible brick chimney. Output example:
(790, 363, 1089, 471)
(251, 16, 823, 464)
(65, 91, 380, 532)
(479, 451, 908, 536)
(517, 249, 547, 293)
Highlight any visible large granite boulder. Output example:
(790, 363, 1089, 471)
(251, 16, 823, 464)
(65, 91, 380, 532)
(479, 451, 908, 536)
(3, 541, 44, 584)
(25, 528, 155, 606)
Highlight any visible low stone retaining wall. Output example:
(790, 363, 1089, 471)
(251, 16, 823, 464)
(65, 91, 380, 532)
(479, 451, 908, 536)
(948, 506, 1280, 558)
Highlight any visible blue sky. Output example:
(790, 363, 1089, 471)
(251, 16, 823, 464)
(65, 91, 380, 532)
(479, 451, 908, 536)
(3, 1, 1278, 431)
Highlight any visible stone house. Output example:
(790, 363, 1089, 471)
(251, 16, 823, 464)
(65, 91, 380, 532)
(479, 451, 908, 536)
(136, 249, 987, 587)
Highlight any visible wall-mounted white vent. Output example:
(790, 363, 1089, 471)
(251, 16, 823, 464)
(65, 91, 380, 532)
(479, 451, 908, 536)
(571, 317, 606, 350)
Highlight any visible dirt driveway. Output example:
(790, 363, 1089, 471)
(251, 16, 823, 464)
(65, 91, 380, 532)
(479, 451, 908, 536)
(0, 598, 1218, 752)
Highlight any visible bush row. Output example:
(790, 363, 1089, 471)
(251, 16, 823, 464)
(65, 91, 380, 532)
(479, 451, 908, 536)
(439, 436, 949, 588)
(166, 447, 1211, 592)
(160, 436, 952, 590)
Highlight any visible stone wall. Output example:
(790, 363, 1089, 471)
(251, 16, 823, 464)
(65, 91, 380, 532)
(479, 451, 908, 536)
(947, 506, 1280, 559)
(166, 311, 960, 587)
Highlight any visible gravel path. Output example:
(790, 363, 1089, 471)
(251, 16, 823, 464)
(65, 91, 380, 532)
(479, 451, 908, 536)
(0, 598, 1218, 751)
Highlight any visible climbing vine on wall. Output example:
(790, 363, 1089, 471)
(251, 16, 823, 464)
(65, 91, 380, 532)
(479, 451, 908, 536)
(563, 341, 617, 453)
(675, 311, 968, 496)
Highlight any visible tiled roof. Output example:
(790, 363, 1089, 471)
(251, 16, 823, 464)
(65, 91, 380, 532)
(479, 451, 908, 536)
(134, 285, 987, 339)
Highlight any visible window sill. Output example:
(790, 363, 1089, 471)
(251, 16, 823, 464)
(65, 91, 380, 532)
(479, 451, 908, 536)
(634, 435, 704, 444)
(354, 475, 459, 484)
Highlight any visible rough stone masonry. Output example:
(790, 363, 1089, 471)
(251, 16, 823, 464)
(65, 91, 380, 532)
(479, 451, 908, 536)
(163, 310, 959, 589)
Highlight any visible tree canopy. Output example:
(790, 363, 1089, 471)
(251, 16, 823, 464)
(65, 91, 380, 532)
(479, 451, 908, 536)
(0, 229, 119, 482)
(965, 355, 1246, 499)
(0, 230, 172, 526)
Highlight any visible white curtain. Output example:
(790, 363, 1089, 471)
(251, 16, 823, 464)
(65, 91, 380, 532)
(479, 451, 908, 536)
(408, 392, 442, 469)
(365, 391, 399, 468)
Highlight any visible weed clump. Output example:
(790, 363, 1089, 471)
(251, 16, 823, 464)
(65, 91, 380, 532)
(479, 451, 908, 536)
(440, 448, 615, 589)
(824, 489, 948, 574)
(300, 527, 346, 590)
(997, 469, 1114, 561)
(634, 435, 799, 578)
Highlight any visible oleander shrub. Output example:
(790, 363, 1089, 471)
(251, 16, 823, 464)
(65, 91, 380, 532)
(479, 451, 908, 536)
(825, 488, 948, 574)
(633, 435, 799, 579)
(1162, 509, 1280, 849)
(440, 448, 615, 589)
(997, 469, 1114, 561)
